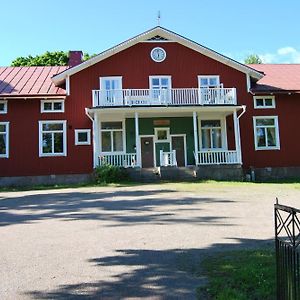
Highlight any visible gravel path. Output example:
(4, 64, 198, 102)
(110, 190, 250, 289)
(0, 183, 299, 299)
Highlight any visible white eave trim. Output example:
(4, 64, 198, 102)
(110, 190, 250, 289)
(52, 27, 263, 85)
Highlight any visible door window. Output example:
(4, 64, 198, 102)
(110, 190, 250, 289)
(149, 76, 171, 102)
(100, 77, 123, 105)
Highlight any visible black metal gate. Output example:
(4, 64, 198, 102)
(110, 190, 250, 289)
(275, 199, 300, 300)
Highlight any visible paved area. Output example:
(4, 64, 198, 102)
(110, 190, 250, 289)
(0, 182, 299, 299)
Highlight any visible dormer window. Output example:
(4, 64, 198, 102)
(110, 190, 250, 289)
(41, 99, 65, 113)
(254, 96, 275, 109)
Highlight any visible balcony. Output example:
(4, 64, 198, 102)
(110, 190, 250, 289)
(92, 88, 237, 107)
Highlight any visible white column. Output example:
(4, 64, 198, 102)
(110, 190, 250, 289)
(93, 112, 100, 167)
(233, 110, 242, 164)
(193, 111, 199, 165)
(135, 112, 141, 167)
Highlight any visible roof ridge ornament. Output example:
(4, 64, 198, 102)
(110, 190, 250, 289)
(157, 11, 161, 26)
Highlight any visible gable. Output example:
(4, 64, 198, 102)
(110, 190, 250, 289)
(52, 26, 263, 86)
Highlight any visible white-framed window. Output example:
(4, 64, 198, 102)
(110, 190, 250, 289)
(0, 122, 9, 158)
(254, 96, 275, 109)
(0, 100, 7, 114)
(100, 121, 124, 153)
(198, 75, 221, 88)
(253, 116, 280, 150)
(200, 120, 222, 149)
(75, 129, 91, 145)
(39, 120, 67, 157)
(149, 76, 172, 102)
(155, 127, 170, 142)
(41, 99, 65, 113)
(99, 77, 123, 105)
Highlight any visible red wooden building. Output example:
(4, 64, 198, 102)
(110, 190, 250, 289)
(1, 27, 300, 184)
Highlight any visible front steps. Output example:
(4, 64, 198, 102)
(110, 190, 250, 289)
(126, 164, 243, 182)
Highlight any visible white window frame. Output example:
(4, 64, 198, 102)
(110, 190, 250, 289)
(154, 127, 170, 143)
(99, 76, 123, 90)
(0, 100, 8, 114)
(199, 117, 227, 150)
(39, 120, 67, 157)
(41, 99, 65, 113)
(100, 120, 125, 154)
(75, 129, 91, 145)
(0, 122, 9, 158)
(149, 76, 172, 90)
(253, 116, 280, 150)
(198, 75, 221, 88)
(254, 96, 276, 109)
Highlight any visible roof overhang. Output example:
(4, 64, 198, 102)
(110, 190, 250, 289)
(52, 27, 263, 86)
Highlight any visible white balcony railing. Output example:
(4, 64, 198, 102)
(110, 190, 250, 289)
(92, 88, 237, 107)
(99, 153, 137, 168)
(160, 150, 177, 167)
(196, 150, 239, 165)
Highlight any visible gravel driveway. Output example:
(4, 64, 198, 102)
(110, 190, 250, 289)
(0, 182, 299, 299)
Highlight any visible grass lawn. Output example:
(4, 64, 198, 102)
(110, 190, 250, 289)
(179, 249, 276, 300)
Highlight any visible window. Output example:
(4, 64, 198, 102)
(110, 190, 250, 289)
(201, 120, 222, 149)
(0, 122, 9, 158)
(253, 116, 280, 150)
(100, 77, 123, 105)
(41, 99, 65, 113)
(39, 121, 67, 156)
(155, 128, 170, 142)
(101, 121, 124, 152)
(0, 100, 7, 114)
(75, 129, 91, 145)
(149, 76, 171, 101)
(198, 76, 221, 88)
(254, 96, 275, 108)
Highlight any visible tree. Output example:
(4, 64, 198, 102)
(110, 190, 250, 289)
(244, 54, 262, 64)
(11, 51, 97, 66)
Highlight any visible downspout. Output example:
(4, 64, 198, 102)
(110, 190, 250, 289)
(85, 107, 94, 122)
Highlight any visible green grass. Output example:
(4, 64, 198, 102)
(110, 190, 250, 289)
(178, 249, 276, 300)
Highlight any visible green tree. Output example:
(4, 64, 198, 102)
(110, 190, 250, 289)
(11, 51, 97, 66)
(244, 54, 262, 64)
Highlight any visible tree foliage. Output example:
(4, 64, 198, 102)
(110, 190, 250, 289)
(11, 51, 97, 66)
(244, 54, 262, 64)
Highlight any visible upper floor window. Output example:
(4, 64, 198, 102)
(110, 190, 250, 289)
(201, 120, 222, 149)
(0, 122, 9, 158)
(75, 129, 91, 145)
(41, 99, 64, 113)
(39, 121, 67, 156)
(254, 96, 275, 109)
(101, 121, 124, 152)
(253, 116, 280, 150)
(0, 100, 7, 114)
(198, 76, 221, 88)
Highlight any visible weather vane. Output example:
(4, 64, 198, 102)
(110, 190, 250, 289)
(157, 11, 161, 26)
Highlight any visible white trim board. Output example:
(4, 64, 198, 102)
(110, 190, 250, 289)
(52, 27, 263, 86)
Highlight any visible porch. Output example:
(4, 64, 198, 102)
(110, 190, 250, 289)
(87, 106, 243, 170)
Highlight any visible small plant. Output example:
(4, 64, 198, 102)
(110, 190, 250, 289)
(94, 164, 128, 184)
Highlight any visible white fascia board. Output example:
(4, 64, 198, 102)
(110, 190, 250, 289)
(52, 27, 263, 85)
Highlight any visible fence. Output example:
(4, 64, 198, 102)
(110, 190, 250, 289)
(274, 199, 300, 299)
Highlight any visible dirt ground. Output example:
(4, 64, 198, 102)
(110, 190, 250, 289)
(0, 182, 299, 299)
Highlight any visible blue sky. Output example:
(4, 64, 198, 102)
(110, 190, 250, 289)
(1, 0, 300, 66)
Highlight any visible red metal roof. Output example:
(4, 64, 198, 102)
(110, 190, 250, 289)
(0, 66, 68, 97)
(248, 64, 300, 93)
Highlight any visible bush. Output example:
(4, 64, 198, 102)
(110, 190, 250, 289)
(94, 164, 128, 184)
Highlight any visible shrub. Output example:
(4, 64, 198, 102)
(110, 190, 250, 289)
(94, 164, 128, 184)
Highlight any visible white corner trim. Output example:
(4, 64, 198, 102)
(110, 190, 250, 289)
(246, 74, 251, 92)
(66, 76, 70, 95)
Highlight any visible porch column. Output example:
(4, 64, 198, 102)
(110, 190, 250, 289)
(93, 112, 100, 167)
(193, 111, 199, 165)
(135, 112, 141, 167)
(233, 110, 242, 164)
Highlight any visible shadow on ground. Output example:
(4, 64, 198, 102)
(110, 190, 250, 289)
(25, 237, 274, 299)
(0, 189, 235, 227)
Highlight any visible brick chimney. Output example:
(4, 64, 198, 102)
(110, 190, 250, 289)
(68, 51, 83, 67)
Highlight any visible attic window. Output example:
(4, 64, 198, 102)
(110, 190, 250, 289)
(147, 35, 169, 41)
(254, 96, 275, 109)
(41, 99, 65, 113)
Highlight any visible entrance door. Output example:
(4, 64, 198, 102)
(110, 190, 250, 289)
(171, 136, 185, 167)
(141, 137, 154, 168)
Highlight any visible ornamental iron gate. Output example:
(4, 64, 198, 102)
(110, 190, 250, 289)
(275, 199, 300, 300)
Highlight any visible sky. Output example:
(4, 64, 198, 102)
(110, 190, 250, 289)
(1, 0, 300, 66)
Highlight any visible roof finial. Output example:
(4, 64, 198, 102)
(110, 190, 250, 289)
(157, 11, 161, 26)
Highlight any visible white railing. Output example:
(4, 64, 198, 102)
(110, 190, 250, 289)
(160, 150, 177, 167)
(98, 153, 137, 168)
(92, 88, 237, 107)
(196, 150, 239, 165)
